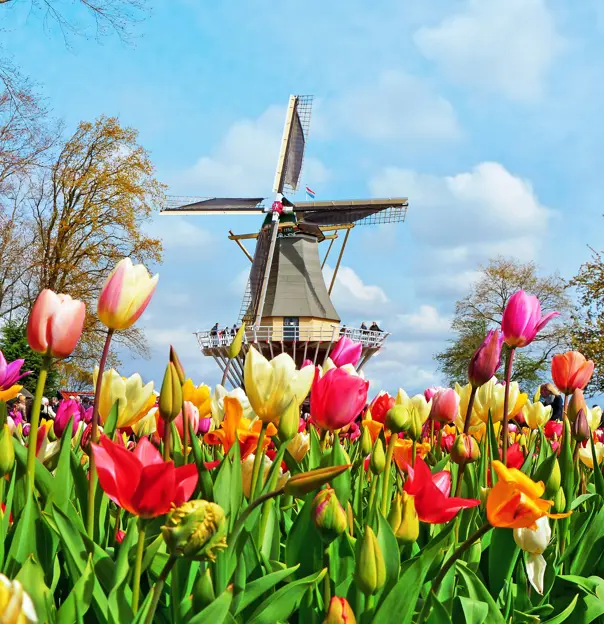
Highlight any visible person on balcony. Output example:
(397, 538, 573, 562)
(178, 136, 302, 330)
(360, 321, 367, 331)
(369, 321, 381, 333)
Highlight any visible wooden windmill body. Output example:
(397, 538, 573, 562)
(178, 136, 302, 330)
(161, 96, 408, 387)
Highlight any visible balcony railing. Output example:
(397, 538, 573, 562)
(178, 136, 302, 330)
(195, 325, 389, 351)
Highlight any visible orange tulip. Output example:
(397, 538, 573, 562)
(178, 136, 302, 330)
(27, 289, 85, 358)
(486, 461, 570, 529)
(551, 351, 594, 395)
(393, 438, 431, 471)
(204, 396, 276, 459)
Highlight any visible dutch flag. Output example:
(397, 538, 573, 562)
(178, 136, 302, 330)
(305, 186, 316, 200)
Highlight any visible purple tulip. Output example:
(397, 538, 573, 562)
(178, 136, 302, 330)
(54, 399, 82, 438)
(197, 417, 212, 435)
(330, 336, 362, 367)
(468, 329, 504, 388)
(0, 350, 31, 391)
(22, 423, 30, 436)
(501, 290, 559, 348)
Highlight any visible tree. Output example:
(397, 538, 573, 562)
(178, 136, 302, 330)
(24, 115, 164, 379)
(435, 257, 573, 389)
(570, 249, 604, 395)
(0, 319, 59, 396)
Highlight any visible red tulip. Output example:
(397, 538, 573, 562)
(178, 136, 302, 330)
(311, 367, 369, 431)
(330, 336, 362, 367)
(403, 456, 480, 523)
(544, 421, 563, 439)
(551, 351, 595, 395)
(91, 436, 197, 517)
(468, 329, 503, 388)
(501, 290, 559, 348)
(506, 442, 525, 469)
(429, 388, 460, 424)
(368, 392, 396, 424)
(27, 289, 86, 358)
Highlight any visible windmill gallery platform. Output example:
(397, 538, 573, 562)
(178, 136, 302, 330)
(161, 95, 408, 387)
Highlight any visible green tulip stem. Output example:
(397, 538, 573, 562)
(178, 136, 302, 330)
(163, 423, 172, 461)
(250, 421, 269, 501)
(462, 385, 478, 435)
(87, 328, 114, 537)
(25, 355, 52, 495)
(182, 393, 189, 465)
(143, 554, 177, 624)
(355, 591, 364, 620)
(412, 440, 417, 464)
(430, 420, 434, 446)
(380, 434, 397, 518)
(113, 509, 122, 545)
(258, 454, 283, 548)
(323, 546, 331, 611)
(320, 428, 329, 453)
(418, 522, 492, 623)
(367, 475, 378, 525)
(501, 347, 516, 466)
(132, 521, 147, 614)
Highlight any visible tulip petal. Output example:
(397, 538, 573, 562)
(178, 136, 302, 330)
(174, 463, 199, 506)
(48, 296, 86, 358)
(133, 437, 163, 466)
(132, 462, 176, 517)
(526, 553, 547, 594)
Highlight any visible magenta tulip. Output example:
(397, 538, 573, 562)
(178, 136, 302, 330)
(330, 336, 362, 367)
(54, 399, 82, 438)
(424, 386, 445, 402)
(311, 367, 369, 431)
(501, 290, 559, 348)
(468, 329, 504, 388)
(429, 388, 460, 424)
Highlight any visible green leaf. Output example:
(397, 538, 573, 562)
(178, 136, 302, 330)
(487, 410, 500, 464)
(12, 439, 53, 503)
(15, 555, 53, 624)
(112, 516, 138, 590)
(329, 533, 356, 596)
(373, 522, 455, 624)
(213, 441, 242, 530)
(487, 528, 520, 599)
(4, 493, 39, 577)
(189, 419, 213, 501)
(455, 561, 505, 624)
(542, 595, 579, 624)
(56, 554, 96, 624)
(309, 426, 322, 469)
(569, 505, 604, 576)
(453, 596, 489, 624)
(108, 578, 134, 624)
(590, 436, 604, 498)
(103, 401, 120, 441)
(427, 593, 453, 624)
(571, 493, 597, 510)
(376, 510, 400, 600)
(189, 588, 234, 624)
(330, 435, 351, 506)
(246, 568, 327, 624)
(52, 417, 74, 511)
(285, 494, 324, 579)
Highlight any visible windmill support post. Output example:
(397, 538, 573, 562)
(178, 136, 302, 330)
(328, 227, 352, 295)
(229, 230, 253, 262)
(321, 234, 338, 269)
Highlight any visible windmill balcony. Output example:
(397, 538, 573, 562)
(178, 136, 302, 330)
(195, 325, 390, 387)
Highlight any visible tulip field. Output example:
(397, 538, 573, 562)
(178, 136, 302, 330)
(1, 260, 604, 623)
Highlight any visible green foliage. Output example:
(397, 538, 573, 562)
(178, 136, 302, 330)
(0, 319, 59, 396)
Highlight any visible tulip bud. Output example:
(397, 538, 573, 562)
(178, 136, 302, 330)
(161, 500, 227, 560)
(533, 454, 561, 500)
(324, 596, 357, 624)
(284, 464, 351, 498)
(278, 396, 300, 442)
(81, 423, 103, 455)
(568, 388, 587, 424)
(468, 329, 504, 388)
(572, 409, 590, 443)
(159, 362, 183, 423)
(169, 345, 186, 385)
(388, 492, 419, 544)
(229, 323, 246, 359)
(0, 425, 14, 476)
(354, 526, 386, 595)
(360, 426, 373, 456)
(192, 568, 215, 613)
(386, 405, 423, 440)
(311, 486, 347, 543)
(553, 487, 566, 514)
(450, 434, 480, 465)
(198, 417, 212, 435)
(370, 438, 385, 475)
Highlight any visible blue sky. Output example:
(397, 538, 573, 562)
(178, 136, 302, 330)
(4, 0, 604, 395)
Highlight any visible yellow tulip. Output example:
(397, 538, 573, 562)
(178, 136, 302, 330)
(97, 257, 159, 331)
(586, 406, 603, 433)
(93, 367, 155, 429)
(395, 388, 431, 424)
(244, 347, 313, 425)
(0, 384, 22, 403)
(182, 379, 212, 413)
(0, 573, 37, 623)
(132, 406, 158, 437)
(455, 382, 486, 438)
(523, 401, 552, 429)
(579, 441, 604, 469)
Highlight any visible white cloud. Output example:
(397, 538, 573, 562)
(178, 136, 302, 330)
(323, 264, 389, 315)
(395, 305, 451, 338)
(370, 161, 551, 264)
(146, 215, 213, 249)
(328, 70, 462, 142)
(172, 105, 329, 197)
(414, 0, 564, 101)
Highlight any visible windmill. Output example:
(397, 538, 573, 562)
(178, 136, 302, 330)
(161, 95, 408, 387)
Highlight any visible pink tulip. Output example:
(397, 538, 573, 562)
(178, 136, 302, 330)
(54, 399, 82, 438)
(27, 289, 86, 358)
(424, 386, 445, 402)
(157, 400, 199, 441)
(468, 329, 504, 388)
(429, 388, 460, 424)
(197, 417, 212, 435)
(0, 351, 31, 393)
(310, 367, 369, 431)
(301, 359, 313, 368)
(330, 336, 362, 367)
(97, 258, 159, 331)
(501, 290, 559, 348)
